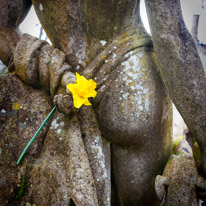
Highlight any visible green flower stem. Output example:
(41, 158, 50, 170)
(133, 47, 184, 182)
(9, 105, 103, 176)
(17, 107, 56, 165)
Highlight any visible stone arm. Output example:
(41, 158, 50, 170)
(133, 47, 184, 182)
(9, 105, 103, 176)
(0, 0, 76, 114)
(145, 0, 206, 174)
(13, 33, 77, 114)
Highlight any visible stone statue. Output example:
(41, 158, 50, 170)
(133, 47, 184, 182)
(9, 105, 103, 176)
(155, 140, 206, 206)
(0, 0, 205, 206)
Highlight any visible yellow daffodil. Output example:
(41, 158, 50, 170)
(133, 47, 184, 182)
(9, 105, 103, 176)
(67, 73, 97, 108)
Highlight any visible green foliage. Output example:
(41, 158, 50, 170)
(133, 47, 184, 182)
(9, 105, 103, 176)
(15, 175, 27, 200)
(172, 136, 184, 154)
(193, 141, 201, 165)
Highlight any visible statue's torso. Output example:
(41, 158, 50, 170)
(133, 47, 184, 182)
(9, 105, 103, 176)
(30, 2, 173, 205)
(32, 0, 172, 148)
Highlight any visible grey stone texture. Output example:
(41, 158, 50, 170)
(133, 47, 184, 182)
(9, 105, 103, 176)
(0, 0, 205, 205)
(155, 140, 206, 206)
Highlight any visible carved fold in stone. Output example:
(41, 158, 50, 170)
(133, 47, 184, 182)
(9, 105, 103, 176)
(79, 106, 111, 206)
(29, 112, 99, 205)
(38, 43, 53, 92)
(14, 34, 46, 87)
(49, 49, 71, 98)
(81, 30, 153, 106)
(67, 115, 99, 206)
(13, 34, 73, 97)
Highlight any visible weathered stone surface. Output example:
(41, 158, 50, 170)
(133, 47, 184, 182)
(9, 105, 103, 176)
(9, 2, 173, 204)
(3, 0, 204, 205)
(155, 140, 206, 205)
(93, 31, 172, 205)
(14, 34, 46, 88)
(79, 107, 111, 206)
(13, 34, 73, 97)
(0, 75, 100, 205)
(0, 0, 32, 66)
(27, 112, 99, 206)
(145, 0, 206, 174)
(0, 28, 20, 66)
(0, 74, 52, 205)
(0, 0, 32, 28)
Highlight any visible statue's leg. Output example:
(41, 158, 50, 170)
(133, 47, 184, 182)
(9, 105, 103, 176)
(29, 113, 99, 206)
(112, 144, 163, 206)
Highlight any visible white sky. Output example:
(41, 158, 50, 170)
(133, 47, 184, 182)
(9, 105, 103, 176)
(20, 0, 206, 44)
(180, 0, 206, 43)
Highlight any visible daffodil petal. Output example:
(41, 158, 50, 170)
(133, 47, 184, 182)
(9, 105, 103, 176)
(67, 83, 77, 93)
(76, 72, 87, 85)
(73, 94, 84, 108)
(67, 73, 97, 109)
(83, 98, 92, 106)
(85, 90, 97, 98)
(75, 72, 81, 84)
(88, 79, 97, 89)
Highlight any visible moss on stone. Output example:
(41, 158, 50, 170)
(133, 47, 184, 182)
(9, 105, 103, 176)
(193, 141, 201, 165)
(172, 136, 184, 154)
(15, 175, 27, 200)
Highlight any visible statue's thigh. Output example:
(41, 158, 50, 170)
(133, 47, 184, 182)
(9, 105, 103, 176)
(97, 46, 172, 146)
(97, 46, 172, 205)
